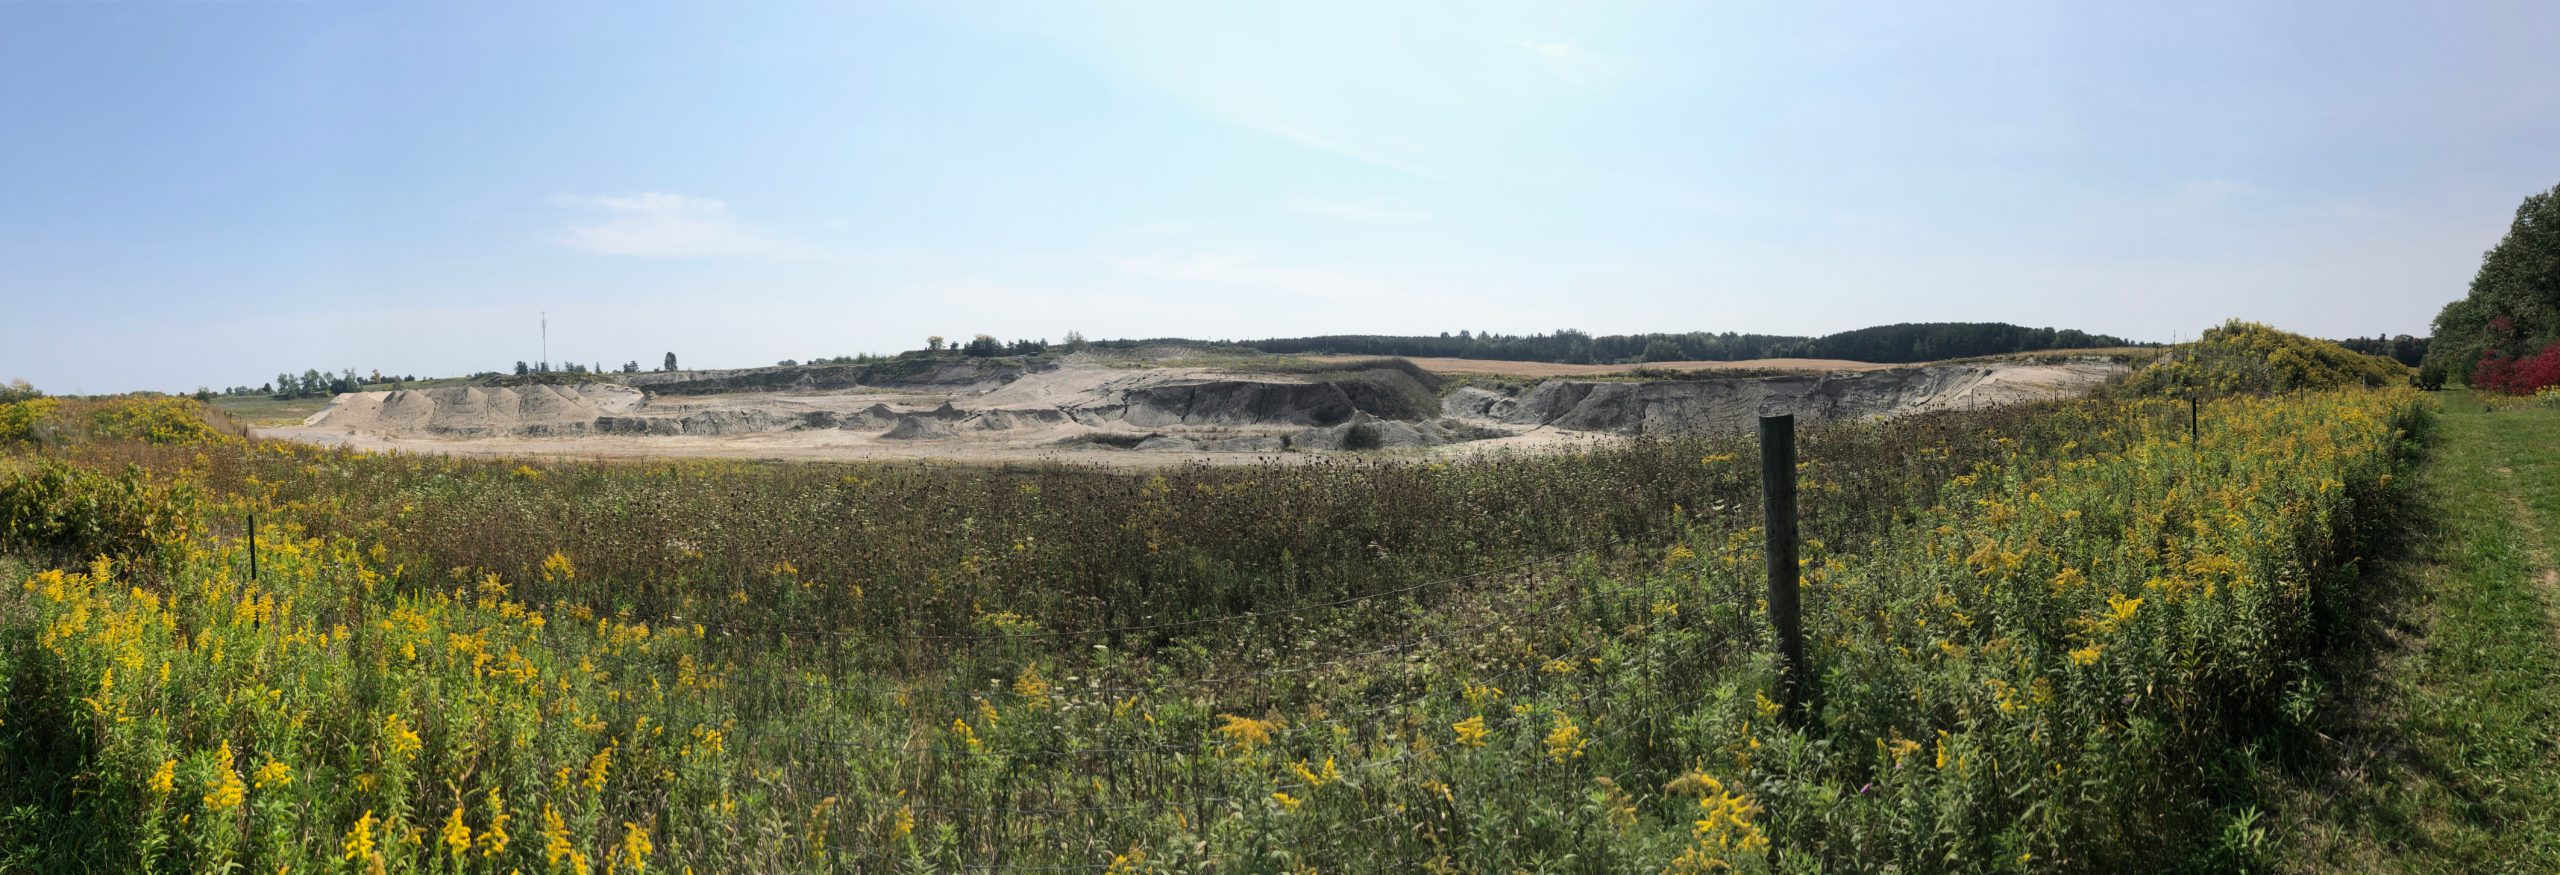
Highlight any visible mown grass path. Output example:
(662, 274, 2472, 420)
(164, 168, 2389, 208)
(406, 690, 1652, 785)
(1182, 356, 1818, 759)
(2281, 392, 2560, 873)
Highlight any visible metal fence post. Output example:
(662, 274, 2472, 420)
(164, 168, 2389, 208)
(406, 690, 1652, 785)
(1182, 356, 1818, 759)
(1760, 414, 1806, 718)
(248, 512, 258, 580)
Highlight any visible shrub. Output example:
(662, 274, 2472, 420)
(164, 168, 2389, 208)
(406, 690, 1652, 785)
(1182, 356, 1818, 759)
(0, 399, 61, 445)
(85, 397, 240, 447)
(2119, 320, 2409, 398)
(2471, 339, 2560, 394)
(0, 460, 200, 565)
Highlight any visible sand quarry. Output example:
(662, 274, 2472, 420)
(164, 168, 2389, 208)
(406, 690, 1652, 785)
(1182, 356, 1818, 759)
(265, 353, 2129, 466)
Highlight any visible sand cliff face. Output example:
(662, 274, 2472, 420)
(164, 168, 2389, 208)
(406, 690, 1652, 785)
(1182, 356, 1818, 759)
(1441, 361, 2122, 435)
(279, 358, 2126, 461)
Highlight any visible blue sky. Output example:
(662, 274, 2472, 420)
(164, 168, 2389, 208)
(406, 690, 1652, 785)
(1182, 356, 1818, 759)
(5, 1, 2558, 393)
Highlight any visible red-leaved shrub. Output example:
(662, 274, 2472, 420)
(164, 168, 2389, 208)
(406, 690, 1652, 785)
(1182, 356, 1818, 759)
(2476, 339, 2560, 394)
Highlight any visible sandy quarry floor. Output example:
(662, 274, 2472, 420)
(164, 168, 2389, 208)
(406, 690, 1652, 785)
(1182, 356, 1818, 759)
(258, 356, 2123, 468)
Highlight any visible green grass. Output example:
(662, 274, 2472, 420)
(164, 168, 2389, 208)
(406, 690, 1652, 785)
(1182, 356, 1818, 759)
(2274, 391, 2560, 872)
(207, 395, 332, 427)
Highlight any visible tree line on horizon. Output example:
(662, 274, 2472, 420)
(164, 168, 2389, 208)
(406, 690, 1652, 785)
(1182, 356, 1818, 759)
(1090, 322, 2146, 366)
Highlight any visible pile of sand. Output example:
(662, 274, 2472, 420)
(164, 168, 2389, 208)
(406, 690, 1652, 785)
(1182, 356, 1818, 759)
(304, 385, 646, 438)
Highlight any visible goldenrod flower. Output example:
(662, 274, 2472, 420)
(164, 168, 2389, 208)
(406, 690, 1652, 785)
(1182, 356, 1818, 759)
(441, 803, 472, 857)
(889, 802, 915, 841)
(382, 713, 422, 762)
(542, 805, 575, 867)
(252, 757, 291, 791)
(1290, 757, 1340, 788)
(1105, 848, 1148, 875)
(342, 810, 379, 864)
(540, 550, 575, 582)
(1214, 714, 1279, 753)
(203, 741, 246, 811)
(149, 758, 176, 797)
(1012, 663, 1051, 707)
(584, 742, 615, 793)
(615, 821, 652, 873)
(1451, 715, 1489, 748)
(1271, 791, 1301, 812)
(1544, 712, 1587, 763)
(480, 786, 511, 857)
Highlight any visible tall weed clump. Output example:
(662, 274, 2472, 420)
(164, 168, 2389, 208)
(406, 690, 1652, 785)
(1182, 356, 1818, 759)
(1751, 389, 2427, 869)
(2119, 320, 2410, 397)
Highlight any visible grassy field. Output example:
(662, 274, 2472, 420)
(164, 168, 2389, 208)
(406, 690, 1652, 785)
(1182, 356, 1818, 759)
(207, 394, 332, 427)
(0, 388, 2435, 871)
(2270, 392, 2560, 872)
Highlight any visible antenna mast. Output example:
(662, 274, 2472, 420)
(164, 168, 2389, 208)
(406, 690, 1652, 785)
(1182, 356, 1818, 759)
(541, 311, 548, 371)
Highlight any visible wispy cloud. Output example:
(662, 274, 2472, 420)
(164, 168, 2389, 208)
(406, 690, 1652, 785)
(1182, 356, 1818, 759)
(1283, 196, 1431, 221)
(1512, 40, 1576, 59)
(1509, 38, 1616, 89)
(552, 193, 798, 258)
(1246, 123, 1444, 180)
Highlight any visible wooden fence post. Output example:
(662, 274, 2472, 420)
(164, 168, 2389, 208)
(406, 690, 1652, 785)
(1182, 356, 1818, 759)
(1760, 414, 1806, 718)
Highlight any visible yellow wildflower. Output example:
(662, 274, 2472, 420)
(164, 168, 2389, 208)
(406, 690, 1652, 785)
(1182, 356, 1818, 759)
(2069, 644, 2104, 666)
(383, 713, 422, 762)
(584, 743, 615, 792)
(441, 803, 472, 856)
(1214, 714, 1280, 753)
(1272, 791, 1302, 812)
(540, 551, 575, 582)
(542, 805, 575, 867)
(1545, 712, 1587, 763)
(203, 741, 246, 811)
(342, 810, 379, 864)
(2102, 592, 2143, 630)
(1886, 735, 1922, 767)
(1012, 663, 1051, 707)
(481, 787, 511, 857)
(149, 758, 176, 796)
(889, 802, 915, 841)
(252, 757, 292, 791)
(1451, 715, 1489, 748)
(1665, 772, 1769, 872)
(615, 821, 652, 873)
(1290, 757, 1341, 788)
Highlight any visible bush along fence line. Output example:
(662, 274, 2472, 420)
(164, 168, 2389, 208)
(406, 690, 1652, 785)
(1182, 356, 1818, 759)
(0, 389, 2426, 872)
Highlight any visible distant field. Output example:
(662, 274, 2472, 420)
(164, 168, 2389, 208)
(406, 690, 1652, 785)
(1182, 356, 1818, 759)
(208, 395, 330, 426)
